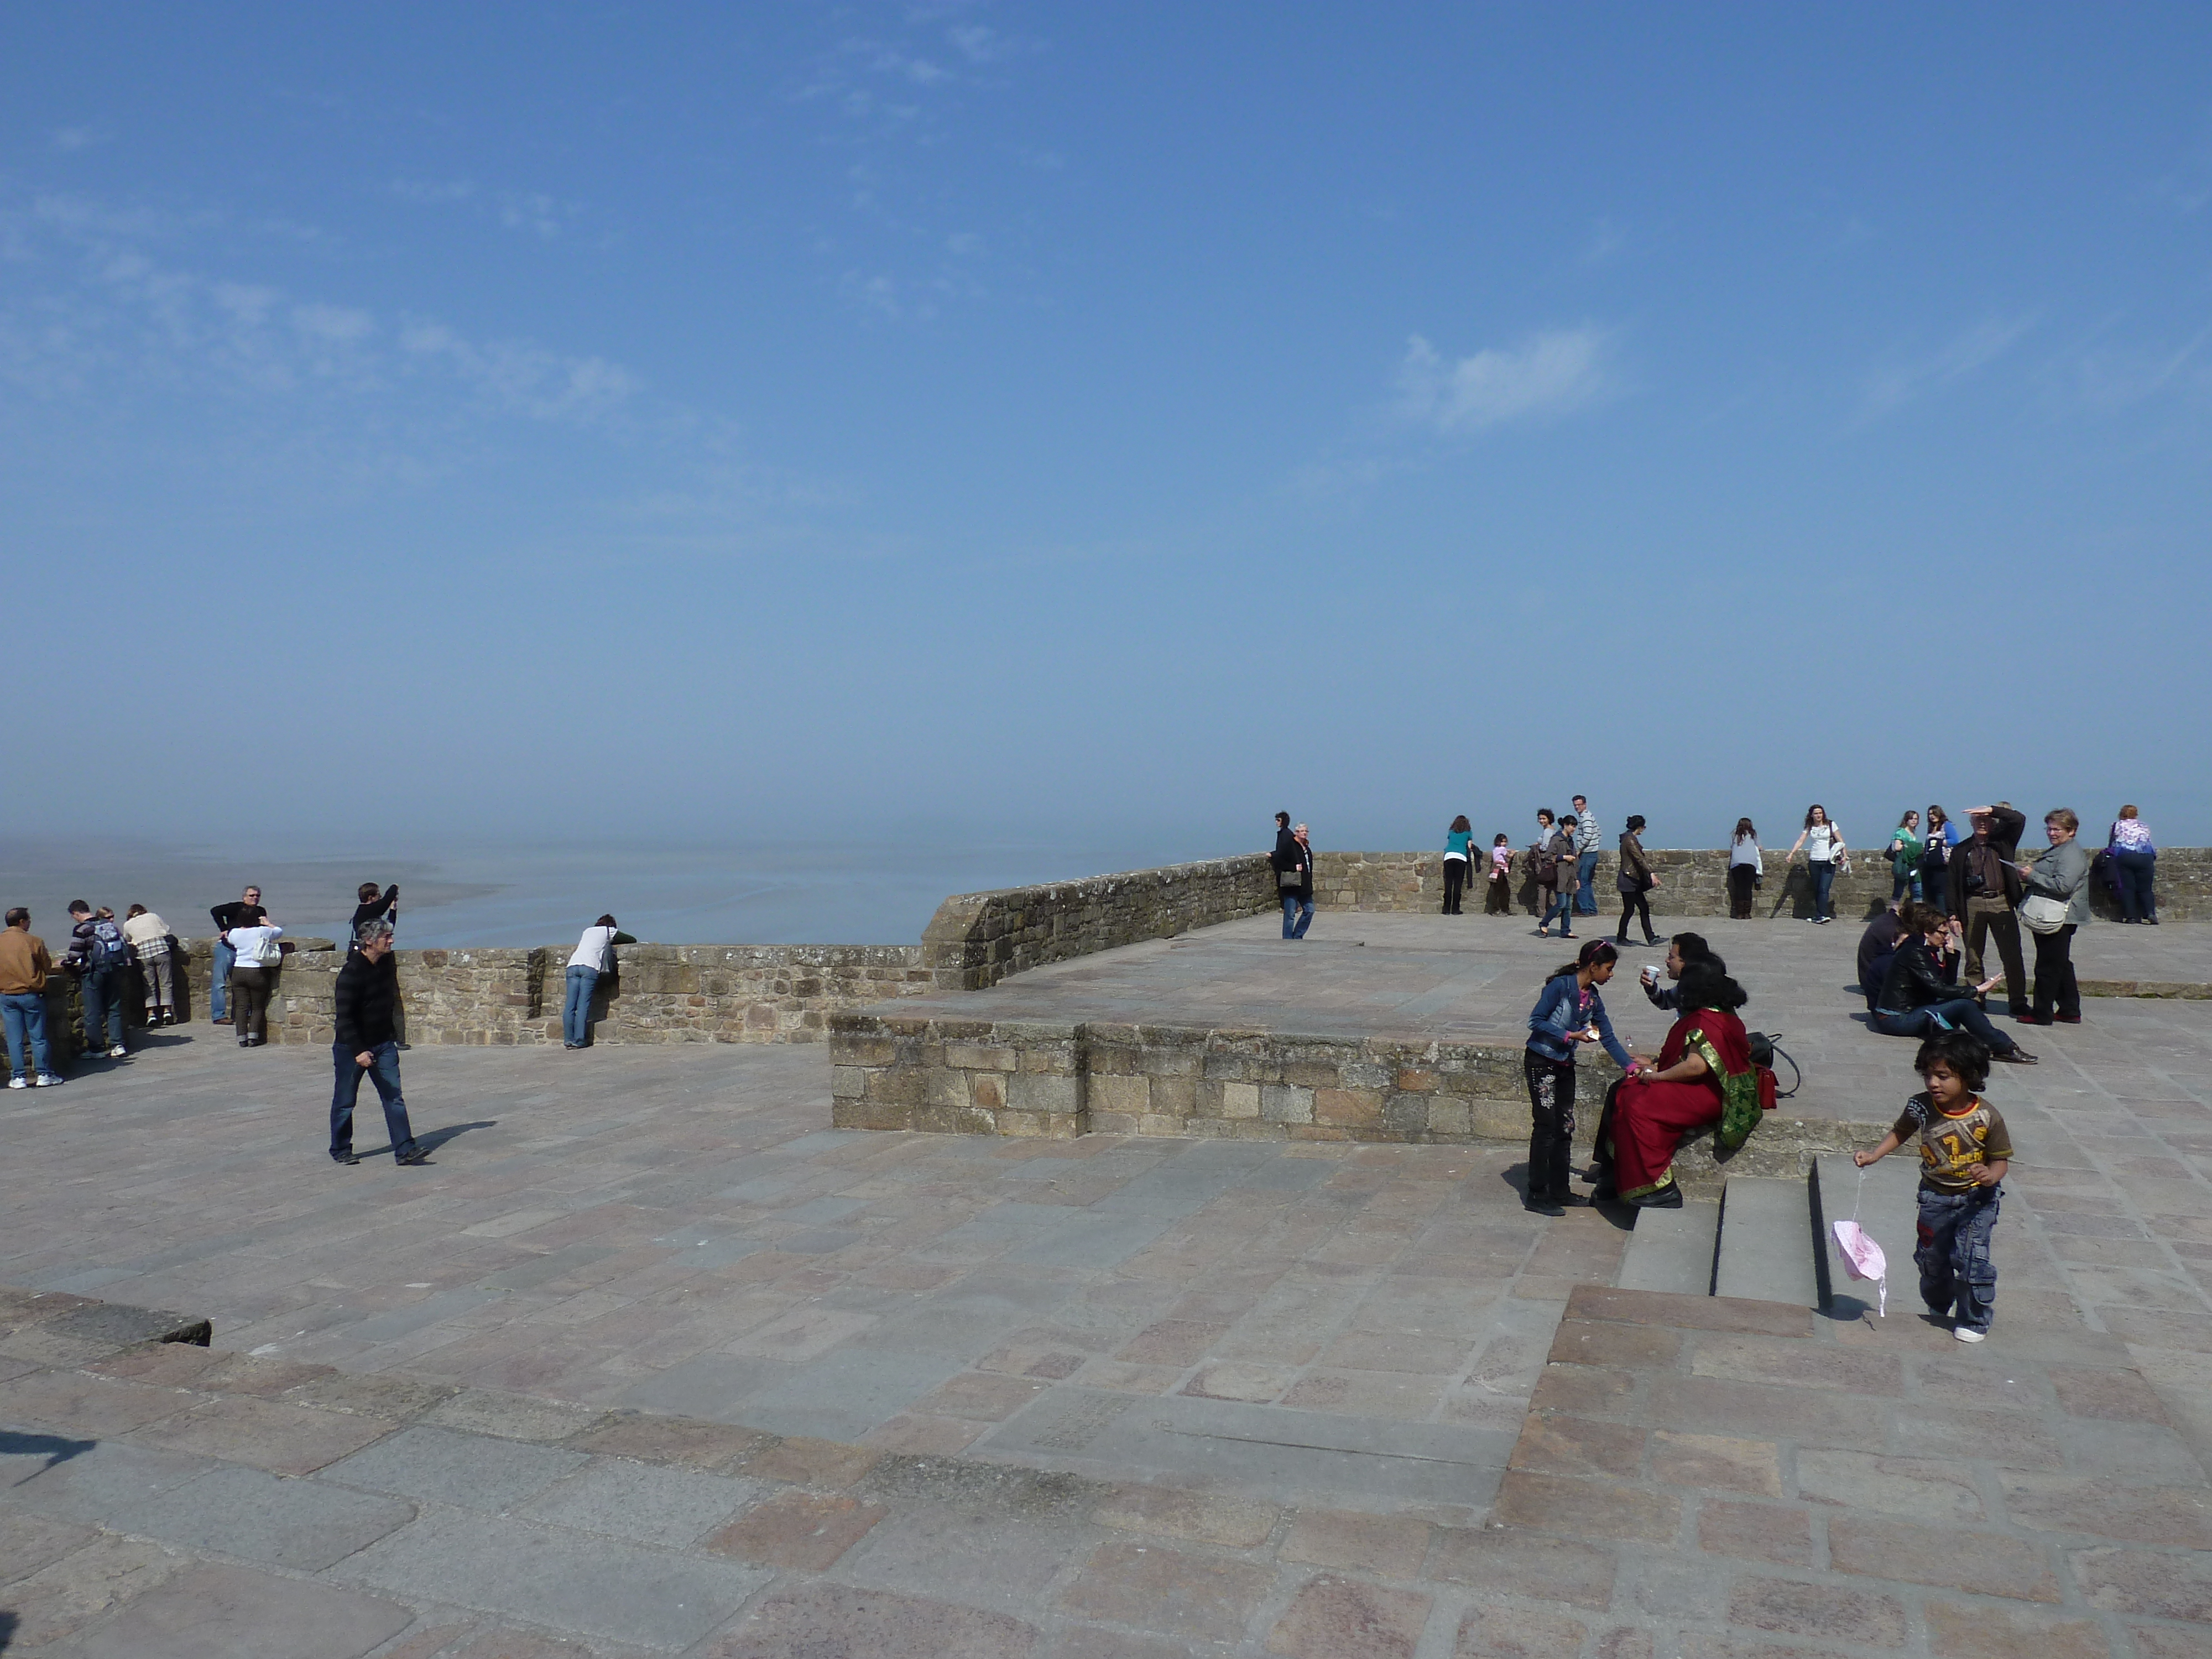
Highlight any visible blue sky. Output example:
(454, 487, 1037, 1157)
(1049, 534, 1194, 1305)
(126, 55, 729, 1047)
(6, 3, 2210, 860)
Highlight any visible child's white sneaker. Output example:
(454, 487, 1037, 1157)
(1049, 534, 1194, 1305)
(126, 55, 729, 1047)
(6, 1077, 24, 1089)
(1954, 1326, 1986, 1343)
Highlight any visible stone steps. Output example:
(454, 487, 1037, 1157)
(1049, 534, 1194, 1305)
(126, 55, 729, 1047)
(1613, 1170, 1839, 1310)
(1613, 1198, 1719, 1295)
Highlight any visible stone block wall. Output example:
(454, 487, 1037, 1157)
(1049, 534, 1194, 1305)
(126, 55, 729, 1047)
(169, 940, 931, 1048)
(827, 1010, 1880, 1192)
(534, 945, 933, 1044)
(830, 1015, 1085, 1138)
(918, 855, 1278, 991)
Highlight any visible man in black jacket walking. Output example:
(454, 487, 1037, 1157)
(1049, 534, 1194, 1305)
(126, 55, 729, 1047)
(330, 921, 426, 1166)
(1948, 804, 2031, 1021)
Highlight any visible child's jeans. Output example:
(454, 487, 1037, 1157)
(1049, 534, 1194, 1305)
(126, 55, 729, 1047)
(1916, 1183, 1999, 1334)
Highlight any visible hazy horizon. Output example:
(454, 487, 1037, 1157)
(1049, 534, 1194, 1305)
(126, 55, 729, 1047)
(7, 6, 2209, 851)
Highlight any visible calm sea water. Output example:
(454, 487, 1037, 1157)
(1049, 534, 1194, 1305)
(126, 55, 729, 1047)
(0, 836, 1226, 950)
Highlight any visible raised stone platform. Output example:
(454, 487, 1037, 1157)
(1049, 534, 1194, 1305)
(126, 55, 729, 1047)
(831, 919, 2212, 1199)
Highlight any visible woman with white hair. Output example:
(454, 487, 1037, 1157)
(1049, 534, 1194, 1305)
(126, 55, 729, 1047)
(2019, 809, 2091, 1026)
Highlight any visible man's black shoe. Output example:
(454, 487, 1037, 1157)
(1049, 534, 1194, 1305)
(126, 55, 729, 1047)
(395, 1149, 432, 1166)
(330, 1150, 359, 1165)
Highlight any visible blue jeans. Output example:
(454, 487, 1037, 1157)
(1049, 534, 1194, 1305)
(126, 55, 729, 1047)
(80, 967, 125, 1051)
(212, 938, 235, 1019)
(1574, 851, 1598, 914)
(563, 966, 599, 1044)
(2114, 849, 2156, 922)
(1541, 889, 1576, 933)
(1872, 1000, 2016, 1055)
(3, 992, 51, 1078)
(1916, 1183, 2000, 1334)
(331, 1041, 418, 1159)
(1810, 859, 1836, 920)
(1890, 870, 1921, 904)
(1280, 896, 1313, 939)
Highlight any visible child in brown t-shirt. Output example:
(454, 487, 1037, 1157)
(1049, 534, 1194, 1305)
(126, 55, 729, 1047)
(1855, 1029, 2011, 1343)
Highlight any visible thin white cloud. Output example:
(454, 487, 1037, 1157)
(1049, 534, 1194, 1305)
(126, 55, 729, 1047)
(1858, 315, 2036, 420)
(2069, 325, 2212, 413)
(50, 126, 108, 153)
(1395, 327, 1612, 434)
(499, 192, 580, 239)
(1582, 218, 1626, 264)
(390, 179, 476, 204)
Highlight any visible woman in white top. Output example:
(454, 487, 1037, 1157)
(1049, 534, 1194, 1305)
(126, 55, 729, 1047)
(1726, 819, 1763, 920)
(564, 915, 634, 1048)
(1785, 805, 1846, 925)
(121, 905, 175, 1025)
(225, 921, 285, 1046)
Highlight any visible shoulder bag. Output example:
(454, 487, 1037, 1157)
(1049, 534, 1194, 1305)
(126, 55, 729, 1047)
(2019, 892, 2070, 934)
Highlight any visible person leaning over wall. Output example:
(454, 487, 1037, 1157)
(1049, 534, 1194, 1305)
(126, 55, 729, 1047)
(2107, 805, 2157, 925)
(1727, 819, 1762, 920)
(225, 916, 285, 1048)
(564, 915, 637, 1048)
(208, 884, 269, 1026)
(1442, 815, 1473, 915)
(62, 900, 132, 1061)
(122, 904, 176, 1026)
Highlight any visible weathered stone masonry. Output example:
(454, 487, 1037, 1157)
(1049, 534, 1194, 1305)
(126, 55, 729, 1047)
(826, 1010, 1881, 1193)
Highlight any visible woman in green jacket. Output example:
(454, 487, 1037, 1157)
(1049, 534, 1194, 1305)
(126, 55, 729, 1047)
(1887, 810, 1925, 905)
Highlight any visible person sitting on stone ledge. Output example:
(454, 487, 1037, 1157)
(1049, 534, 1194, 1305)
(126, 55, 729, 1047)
(1592, 959, 1755, 1209)
(1639, 932, 1716, 1014)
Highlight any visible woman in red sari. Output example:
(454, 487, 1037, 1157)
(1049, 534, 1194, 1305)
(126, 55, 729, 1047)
(1593, 961, 1756, 1208)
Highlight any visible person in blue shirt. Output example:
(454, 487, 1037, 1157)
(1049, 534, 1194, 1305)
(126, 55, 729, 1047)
(1442, 815, 1473, 915)
(1524, 939, 1644, 1212)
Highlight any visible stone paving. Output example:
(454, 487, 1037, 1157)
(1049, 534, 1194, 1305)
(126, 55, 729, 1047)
(0, 918, 2208, 1652)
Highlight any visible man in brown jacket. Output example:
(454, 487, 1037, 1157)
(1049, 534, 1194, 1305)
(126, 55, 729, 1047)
(2, 909, 61, 1088)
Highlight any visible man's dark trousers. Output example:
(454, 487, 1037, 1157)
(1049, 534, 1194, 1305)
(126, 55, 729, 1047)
(80, 966, 126, 1050)
(331, 1040, 419, 1160)
(1963, 896, 2030, 1016)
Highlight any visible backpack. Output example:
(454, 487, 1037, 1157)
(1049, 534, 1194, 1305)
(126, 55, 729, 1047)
(90, 919, 132, 969)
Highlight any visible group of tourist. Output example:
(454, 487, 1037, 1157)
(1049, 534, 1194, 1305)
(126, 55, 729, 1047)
(1520, 927, 2011, 1343)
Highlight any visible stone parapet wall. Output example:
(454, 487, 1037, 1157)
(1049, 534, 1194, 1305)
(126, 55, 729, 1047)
(918, 855, 1278, 992)
(827, 1010, 1879, 1193)
(534, 944, 932, 1044)
(169, 939, 930, 1048)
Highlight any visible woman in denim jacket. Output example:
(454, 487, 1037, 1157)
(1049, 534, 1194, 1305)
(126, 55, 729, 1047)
(1522, 940, 1642, 1212)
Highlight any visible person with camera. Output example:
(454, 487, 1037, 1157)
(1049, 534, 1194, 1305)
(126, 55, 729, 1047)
(1946, 805, 2031, 1022)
